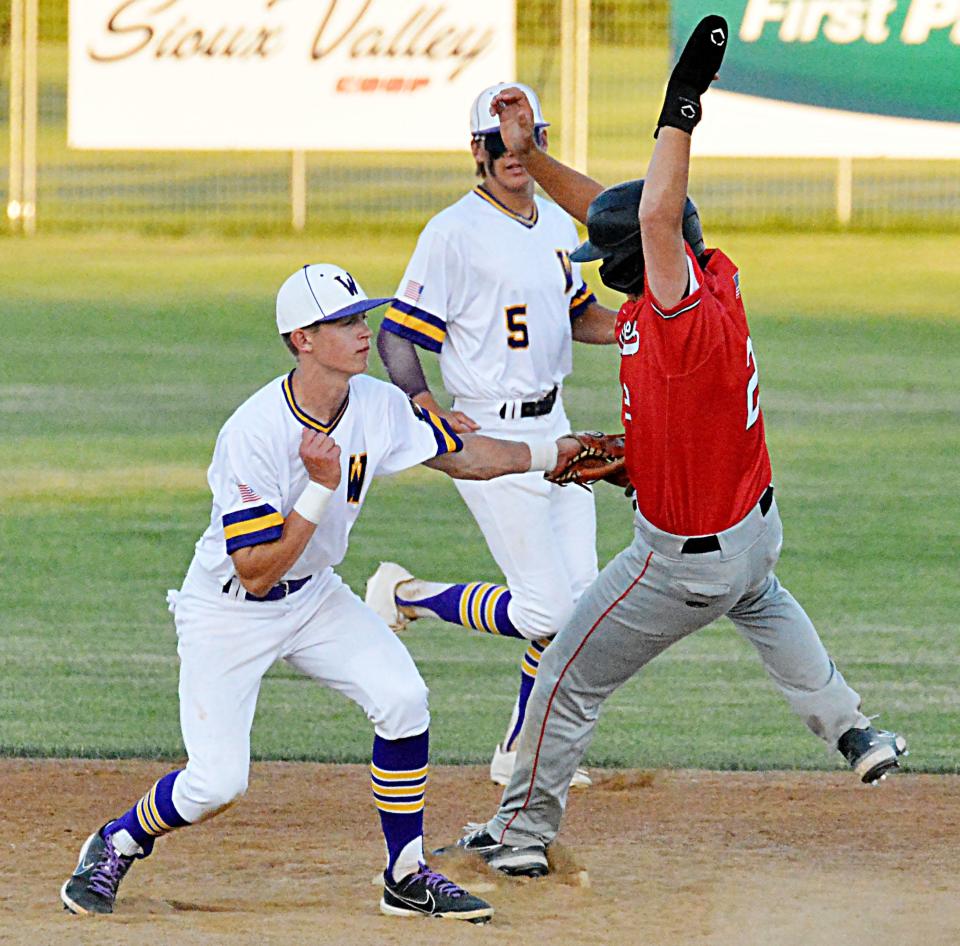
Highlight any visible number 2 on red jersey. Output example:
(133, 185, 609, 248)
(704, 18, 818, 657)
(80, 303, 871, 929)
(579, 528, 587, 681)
(746, 336, 760, 430)
(622, 336, 760, 429)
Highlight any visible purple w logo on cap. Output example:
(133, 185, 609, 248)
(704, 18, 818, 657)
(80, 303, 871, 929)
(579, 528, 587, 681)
(334, 273, 359, 296)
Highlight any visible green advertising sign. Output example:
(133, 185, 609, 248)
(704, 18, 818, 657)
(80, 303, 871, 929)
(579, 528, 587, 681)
(672, 1, 960, 122)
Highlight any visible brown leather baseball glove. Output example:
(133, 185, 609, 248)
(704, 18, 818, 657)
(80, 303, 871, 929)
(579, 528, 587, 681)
(545, 431, 630, 488)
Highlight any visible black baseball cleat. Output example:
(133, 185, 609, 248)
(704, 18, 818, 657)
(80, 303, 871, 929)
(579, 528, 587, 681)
(436, 826, 549, 878)
(380, 863, 494, 922)
(60, 825, 135, 915)
(838, 726, 908, 784)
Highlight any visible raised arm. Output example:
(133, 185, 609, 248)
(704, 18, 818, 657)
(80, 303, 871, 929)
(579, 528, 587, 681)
(640, 16, 728, 308)
(490, 87, 603, 223)
(638, 129, 693, 307)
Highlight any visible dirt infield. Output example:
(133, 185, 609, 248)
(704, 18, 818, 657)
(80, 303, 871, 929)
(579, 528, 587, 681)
(2, 759, 957, 946)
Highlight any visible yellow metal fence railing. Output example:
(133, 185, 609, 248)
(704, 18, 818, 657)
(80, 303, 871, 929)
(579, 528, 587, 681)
(1, 1, 958, 235)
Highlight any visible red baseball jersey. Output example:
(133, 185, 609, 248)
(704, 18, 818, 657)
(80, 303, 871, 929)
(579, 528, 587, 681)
(617, 245, 772, 536)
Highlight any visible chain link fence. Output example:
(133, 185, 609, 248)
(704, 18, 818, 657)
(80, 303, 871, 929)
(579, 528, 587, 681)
(2, 0, 958, 234)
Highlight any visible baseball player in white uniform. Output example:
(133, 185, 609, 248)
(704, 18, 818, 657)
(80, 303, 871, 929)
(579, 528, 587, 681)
(367, 82, 617, 788)
(60, 263, 582, 923)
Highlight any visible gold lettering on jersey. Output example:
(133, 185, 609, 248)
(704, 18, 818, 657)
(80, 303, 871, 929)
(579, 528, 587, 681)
(346, 453, 368, 505)
(505, 305, 530, 350)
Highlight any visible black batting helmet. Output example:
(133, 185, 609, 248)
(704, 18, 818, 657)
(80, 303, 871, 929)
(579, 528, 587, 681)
(569, 179, 705, 295)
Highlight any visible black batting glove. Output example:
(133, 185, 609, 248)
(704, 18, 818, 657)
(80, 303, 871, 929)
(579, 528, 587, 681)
(655, 15, 729, 138)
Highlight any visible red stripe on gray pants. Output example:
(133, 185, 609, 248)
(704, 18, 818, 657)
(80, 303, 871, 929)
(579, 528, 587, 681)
(497, 550, 654, 841)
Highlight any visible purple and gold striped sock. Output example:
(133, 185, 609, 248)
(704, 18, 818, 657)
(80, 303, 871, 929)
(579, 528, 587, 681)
(103, 770, 189, 855)
(396, 582, 524, 638)
(371, 730, 429, 881)
(505, 639, 550, 751)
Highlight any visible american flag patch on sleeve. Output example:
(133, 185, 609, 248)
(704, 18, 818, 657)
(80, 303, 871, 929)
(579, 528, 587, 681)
(403, 280, 424, 303)
(733, 271, 741, 298)
(238, 483, 262, 503)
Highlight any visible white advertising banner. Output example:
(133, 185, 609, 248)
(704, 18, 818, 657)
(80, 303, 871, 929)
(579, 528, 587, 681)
(695, 90, 960, 159)
(68, 0, 516, 150)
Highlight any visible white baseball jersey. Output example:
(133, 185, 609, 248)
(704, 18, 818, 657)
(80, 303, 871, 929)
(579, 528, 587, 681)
(381, 188, 595, 401)
(190, 371, 461, 587)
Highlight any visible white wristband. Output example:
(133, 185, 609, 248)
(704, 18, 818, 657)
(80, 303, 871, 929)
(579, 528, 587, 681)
(527, 438, 559, 473)
(293, 481, 334, 524)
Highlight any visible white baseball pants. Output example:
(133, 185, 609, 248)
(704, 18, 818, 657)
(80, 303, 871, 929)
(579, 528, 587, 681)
(451, 394, 598, 640)
(169, 566, 430, 824)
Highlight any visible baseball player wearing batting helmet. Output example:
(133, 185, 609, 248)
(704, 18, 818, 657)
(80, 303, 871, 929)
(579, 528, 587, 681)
(60, 264, 584, 920)
(443, 16, 907, 878)
(368, 81, 618, 790)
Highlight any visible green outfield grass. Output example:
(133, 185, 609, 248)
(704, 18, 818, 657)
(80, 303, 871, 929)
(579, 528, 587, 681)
(2, 231, 958, 773)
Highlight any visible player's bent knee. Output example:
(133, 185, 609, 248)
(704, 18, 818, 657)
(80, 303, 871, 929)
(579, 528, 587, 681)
(176, 765, 250, 820)
(512, 593, 576, 640)
(370, 677, 430, 741)
(207, 781, 248, 813)
(198, 776, 248, 815)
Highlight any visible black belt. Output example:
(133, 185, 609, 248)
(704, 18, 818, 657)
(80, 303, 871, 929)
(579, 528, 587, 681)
(680, 486, 774, 555)
(222, 575, 312, 602)
(499, 385, 557, 420)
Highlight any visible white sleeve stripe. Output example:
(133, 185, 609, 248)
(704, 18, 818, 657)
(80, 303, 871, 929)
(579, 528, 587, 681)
(687, 254, 700, 293)
(651, 296, 702, 320)
(648, 253, 701, 319)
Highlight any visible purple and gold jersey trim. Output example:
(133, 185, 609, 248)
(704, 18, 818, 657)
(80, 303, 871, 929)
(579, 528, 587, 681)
(282, 371, 349, 433)
(416, 404, 462, 455)
(569, 281, 596, 320)
(472, 186, 539, 229)
(381, 301, 446, 353)
(223, 503, 284, 554)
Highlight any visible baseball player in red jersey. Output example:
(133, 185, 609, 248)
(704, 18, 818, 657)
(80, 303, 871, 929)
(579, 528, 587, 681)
(446, 16, 907, 878)
(618, 213, 771, 535)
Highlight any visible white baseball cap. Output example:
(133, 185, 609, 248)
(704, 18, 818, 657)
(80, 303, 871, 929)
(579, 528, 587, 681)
(469, 81, 549, 136)
(276, 264, 391, 334)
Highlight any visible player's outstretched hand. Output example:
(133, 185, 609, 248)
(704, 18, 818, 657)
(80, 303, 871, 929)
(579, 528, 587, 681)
(547, 432, 629, 488)
(490, 86, 537, 158)
(656, 14, 728, 137)
(300, 428, 342, 489)
(551, 435, 586, 478)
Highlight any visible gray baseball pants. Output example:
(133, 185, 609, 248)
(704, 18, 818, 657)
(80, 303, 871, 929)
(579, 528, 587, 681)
(486, 493, 869, 847)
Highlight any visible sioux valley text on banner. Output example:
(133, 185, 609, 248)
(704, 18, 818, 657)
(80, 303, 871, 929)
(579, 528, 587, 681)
(68, 0, 516, 150)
